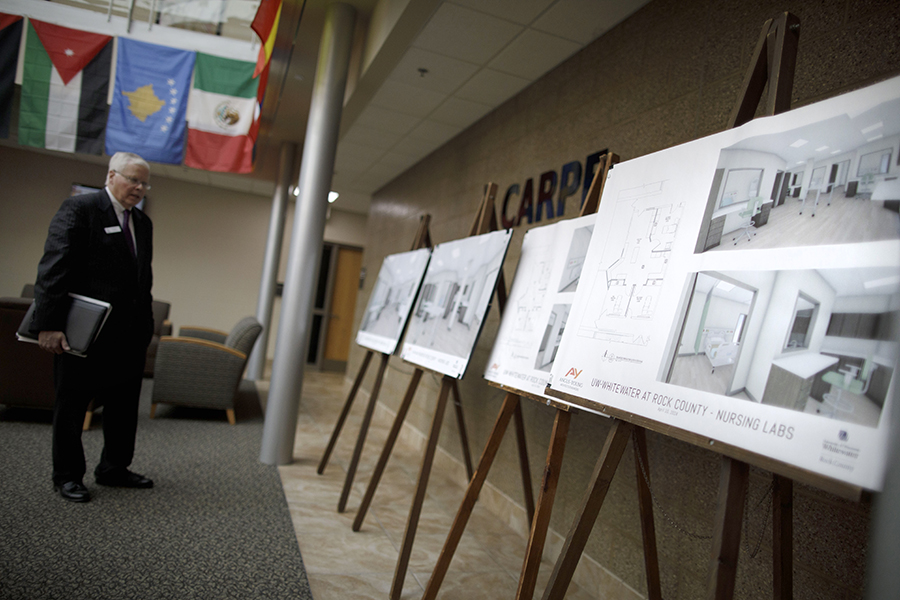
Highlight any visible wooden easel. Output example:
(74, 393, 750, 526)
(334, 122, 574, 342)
(341, 185, 535, 600)
(539, 13, 812, 600)
(419, 152, 651, 600)
(316, 215, 439, 514)
(369, 183, 538, 600)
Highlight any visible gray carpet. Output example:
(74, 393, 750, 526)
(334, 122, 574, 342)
(0, 380, 313, 600)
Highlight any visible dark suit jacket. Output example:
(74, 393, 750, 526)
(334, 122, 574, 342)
(31, 190, 153, 389)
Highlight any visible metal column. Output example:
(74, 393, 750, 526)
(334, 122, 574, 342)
(260, 3, 356, 465)
(247, 142, 296, 381)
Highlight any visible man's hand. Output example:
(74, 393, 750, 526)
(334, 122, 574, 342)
(38, 331, 70, 354)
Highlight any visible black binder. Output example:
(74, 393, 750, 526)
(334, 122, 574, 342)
(16, 294, 112, 358)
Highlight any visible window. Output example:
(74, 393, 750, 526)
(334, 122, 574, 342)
(719, 168, 763, 208)
(784, 293, 819, 351)
(858, 148, 893, 177)
(734, 313, 747, 344)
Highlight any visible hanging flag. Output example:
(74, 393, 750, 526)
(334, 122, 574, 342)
(185, 52, 259, 173)
(105, 38, 195, 164)
(0, 13, 23, 138)
(251, 0, 282, 77)
(18, 20, 112, 153)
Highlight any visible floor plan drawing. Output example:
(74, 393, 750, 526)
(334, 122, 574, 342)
(578, 182, 683, 346)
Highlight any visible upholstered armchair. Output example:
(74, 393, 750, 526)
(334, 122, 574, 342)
(1, 296, 100, 429)
(143, 300, 173, 378)
(149, 317, 262, 425)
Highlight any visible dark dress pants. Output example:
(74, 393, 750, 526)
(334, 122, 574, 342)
(51, 348, 145, 485)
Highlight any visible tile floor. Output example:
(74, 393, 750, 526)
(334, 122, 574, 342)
(271, 370, 602, 600)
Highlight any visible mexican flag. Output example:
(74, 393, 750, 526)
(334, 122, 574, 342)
(185, 52, 259, 173)
(18, 19, 112, 154)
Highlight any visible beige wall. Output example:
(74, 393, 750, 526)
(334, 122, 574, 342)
(350, 1, 900, 598)
(0, 145, 367, 361)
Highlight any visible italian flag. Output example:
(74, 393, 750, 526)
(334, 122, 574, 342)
(185, 52, 259, 173)
(18, 19, 112, 154)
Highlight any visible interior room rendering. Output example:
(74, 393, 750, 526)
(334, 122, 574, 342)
(558, 224, 593, 292)
(358, 250, 429, 341)
(405, 233, 509, 360)
(667, 268, 899, 428)
(694, 96, 900, 254)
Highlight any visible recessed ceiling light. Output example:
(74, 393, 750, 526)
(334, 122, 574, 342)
(831, 149, 842, 154)
(328, 191, 339, 203)
(790, 139, 808, 148)
(864, 274, 900, 289)
(867, 134, 884, 142)
(861, 121, 883, 134)
(715, 281, 735, 292)
(815, 146, 829, 152)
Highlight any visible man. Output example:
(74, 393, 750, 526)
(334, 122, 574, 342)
(32, 152, 155, 502)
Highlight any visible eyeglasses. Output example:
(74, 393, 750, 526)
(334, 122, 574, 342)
(113, 170, 151, 190)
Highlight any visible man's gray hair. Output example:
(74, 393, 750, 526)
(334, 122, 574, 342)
(108, 152, 150, 173)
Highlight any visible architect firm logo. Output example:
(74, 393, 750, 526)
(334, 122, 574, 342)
(565, 367, 582, 379)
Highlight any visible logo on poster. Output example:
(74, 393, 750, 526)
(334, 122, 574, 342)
(565, 367, 582, 379)
(839, 430, 848, 441)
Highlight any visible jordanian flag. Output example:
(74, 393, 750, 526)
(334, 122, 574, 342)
(185, 52, 259, 173)
(0, 13, 23, 139)
(18, 19, 111, 154)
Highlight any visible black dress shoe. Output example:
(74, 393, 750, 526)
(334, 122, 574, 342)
(55, 481, 91, 502)
(96, 470, 154, 488)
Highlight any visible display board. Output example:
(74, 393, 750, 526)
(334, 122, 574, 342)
(401, 228, 513, 378)
(548, 75, 900, 490)
(484, 213, 599, 401)
(356, 248, 432, 355)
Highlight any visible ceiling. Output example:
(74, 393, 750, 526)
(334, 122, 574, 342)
(727, 95, 900, 170)
(254, 0, 652, 213)
(5, 0, 652, 214)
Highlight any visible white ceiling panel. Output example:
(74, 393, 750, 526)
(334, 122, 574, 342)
(334, 142, 381, 174)
(370, 80, 449, 118)
(533, 0, 650, 44)
(454, 68, 531, 106)
(391, 135, 445, 158)
(354, 105, 422, 136)
(412, 3, 523, 64)
(375, 151, 422, 170)
(488, 28, 581, 80)
(408, 119, 464, 143)
(343, 125, 405, 150)
(429, 96, 495, 128)
(449, 0, 556, 25)
(390, 47, 481, 94)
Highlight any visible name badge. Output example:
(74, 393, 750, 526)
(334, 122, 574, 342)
(105, 226, 122, 234)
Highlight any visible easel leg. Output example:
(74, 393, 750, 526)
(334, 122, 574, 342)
(449, 379, 474, 480)
(516, 408, 570, 600)
(773, 475, 793, 600)
(542, 419, 634, 600)
(338, 352, 390, 512)
(421, 392, 521, 600)
(707, 457, 749, 600)
(633, 427, 662, 600)
(513, 401, 535, 524)
(390, 377, 453, 600)
(352, 368, 423, 531)
(317, 350, 373, 474)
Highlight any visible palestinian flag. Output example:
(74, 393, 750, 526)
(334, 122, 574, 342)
(0, 13, 23, 138)
(18, 20, 112, 154)
(185, 52, 259, 173)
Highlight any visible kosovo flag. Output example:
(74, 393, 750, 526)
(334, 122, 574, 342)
(105, 38, 195, 164)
